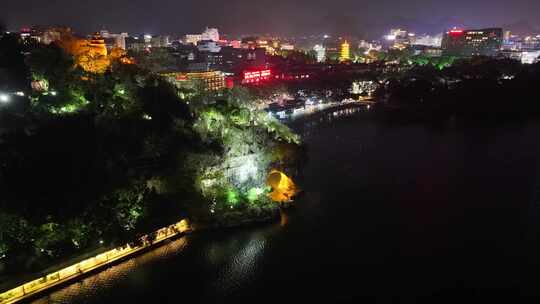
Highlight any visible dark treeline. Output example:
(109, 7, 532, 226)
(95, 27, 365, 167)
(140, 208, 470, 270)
(375, 57, 540, 121)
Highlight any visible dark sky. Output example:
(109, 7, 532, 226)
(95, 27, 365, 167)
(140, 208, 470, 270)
(2, 0, 540, 37)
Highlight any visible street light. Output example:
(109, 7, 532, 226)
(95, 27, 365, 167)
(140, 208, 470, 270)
(0, 93, 10, 103)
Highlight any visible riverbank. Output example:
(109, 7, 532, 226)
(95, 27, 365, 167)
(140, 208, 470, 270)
(0, 204, 281, 304)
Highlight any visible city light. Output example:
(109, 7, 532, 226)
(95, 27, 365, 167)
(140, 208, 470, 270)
(0, 93, 10, 103)
(243, 69, 272, 83)
(15, 91, 25, 97)
(50, 91, 57, 96)
(340, 41, 350, 62)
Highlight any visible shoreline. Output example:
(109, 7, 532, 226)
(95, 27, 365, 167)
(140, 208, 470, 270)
(0, 205, 281, 304)
(285, 101, 373, 125)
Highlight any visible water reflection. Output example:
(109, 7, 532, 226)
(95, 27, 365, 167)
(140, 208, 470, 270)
(294, 105, 367, 139)
(212, 237, 266, 293)
(31, 237, 188, 304)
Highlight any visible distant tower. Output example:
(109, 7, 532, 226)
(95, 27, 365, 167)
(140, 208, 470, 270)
(313, 44, 326, 62)
(340, 40, 350, 62)
(90, 32, 108, 56)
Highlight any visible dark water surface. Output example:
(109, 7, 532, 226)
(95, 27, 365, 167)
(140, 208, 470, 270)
(30, 107, 540, 303)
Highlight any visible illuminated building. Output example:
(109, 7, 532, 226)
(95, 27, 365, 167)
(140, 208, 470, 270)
(521, 51, 540, 64)
(229, 40, 241, 48)
(359, 40, 371, 49)
(339, 40, 350, 62)
(280, 43, 295, 51)
(521, 36, 540, 50)
(185, 34, 202, 45)
(100, 30, 128, 50)
(19, 28, 31, 40)
(125, 36, 148, 51)
(30, 26, 72, 44)
(412, 34, 443, 47)
(385, 28, 415, 49)
(220, 47, 267, 73)
(89, 33, 108, 57)
(323, 41, 340, 61)
(197, 40, 221, 53)
(201, 27, 220, 42)
(241, 37, 258, 49)
(442, 28, 503, 57)
(313, 44, 326, 62)
(161, 70, 226, 91)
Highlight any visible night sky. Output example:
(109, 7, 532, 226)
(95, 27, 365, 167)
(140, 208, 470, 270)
(2, 0, 540, 37)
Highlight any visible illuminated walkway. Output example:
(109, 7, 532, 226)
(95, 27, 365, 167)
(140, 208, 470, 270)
(0, 220, 191, 304)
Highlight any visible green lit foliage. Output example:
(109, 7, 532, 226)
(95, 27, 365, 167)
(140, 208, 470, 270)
(190, 88, 301, 217)
(226, 188, 240, 205)
(408, 55, 457, 70)
(230, 108, 251, 126)
(246, 187, 265, 203)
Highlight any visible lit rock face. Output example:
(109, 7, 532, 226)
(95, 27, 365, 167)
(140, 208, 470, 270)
(267, 170, 297, 203)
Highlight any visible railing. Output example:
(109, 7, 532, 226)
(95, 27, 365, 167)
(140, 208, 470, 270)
(0, 219, 191, 304)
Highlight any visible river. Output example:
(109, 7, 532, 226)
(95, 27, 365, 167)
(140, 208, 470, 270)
(30, 106, 540, 303)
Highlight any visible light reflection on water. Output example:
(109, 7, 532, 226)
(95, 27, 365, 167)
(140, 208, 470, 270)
(212, 236, 266, 294)
(296, 105, 367, 139)
(31, 237, 189, 304)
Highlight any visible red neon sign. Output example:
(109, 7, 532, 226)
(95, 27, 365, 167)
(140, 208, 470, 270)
(449, 29, 464, 36)
(243, 69, 272, 81)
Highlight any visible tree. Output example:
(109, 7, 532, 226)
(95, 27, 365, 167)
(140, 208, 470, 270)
(0, 33, 30, 92)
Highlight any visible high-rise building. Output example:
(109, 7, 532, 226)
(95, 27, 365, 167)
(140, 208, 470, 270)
(442, 28, 503, 57)
(412, 34, 443, 47)
(385, 28, 413, 49)
(313, 44, 326, 62)
(201, 27, 220, 42)
(339, 40, 350, 62)
(100, 30, 128, 50)
(29, 26, 72, 44)
(197, 40, 221, 53)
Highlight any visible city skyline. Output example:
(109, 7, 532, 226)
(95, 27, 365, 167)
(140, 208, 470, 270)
(3, 0, 540, 37)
